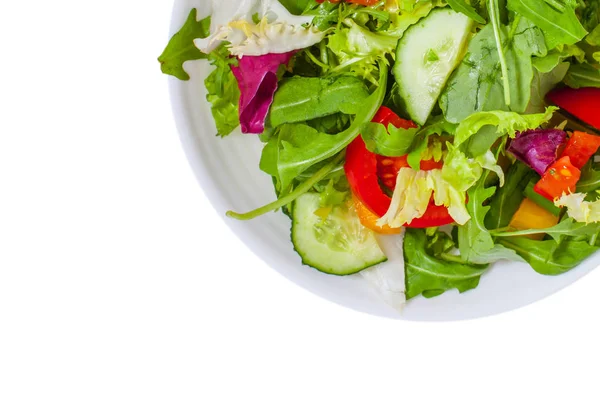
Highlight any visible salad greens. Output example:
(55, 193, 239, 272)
(159, 0, 600, 312)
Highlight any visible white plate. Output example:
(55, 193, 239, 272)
(167, 0, 600, 321)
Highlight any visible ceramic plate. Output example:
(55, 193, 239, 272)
(167, 0, 600, 320)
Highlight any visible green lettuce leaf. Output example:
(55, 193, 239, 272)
(360, 123, 420, 157)
(499, 236, 599, 275)
(457, 177, 524, 265)
(440, 17, 547, 122)
(275, 61, 389, 191)
(564, 63, 600, 88)
(506, 0, 588, 49)
(204, 46, 241, 137)
(485, 161, 535, 230)
(158, 9, 211, 80)
(446, 0, 486, 23)
(267, 75, 370, 128)
(453, 106, 557, 148)
(491, 218, 600, 243)
(404, 228, 489, 299)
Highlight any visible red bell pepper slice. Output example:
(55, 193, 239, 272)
(534, 156, 581, 201)
(546, 87, 600, 132)
(560, 131, 600, 169)
(344, 106, 454, 228)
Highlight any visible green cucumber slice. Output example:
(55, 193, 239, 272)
(393, 8, 473, 125)
(291, 193, 387, 275)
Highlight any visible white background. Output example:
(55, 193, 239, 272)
(1, 1, 600, 400)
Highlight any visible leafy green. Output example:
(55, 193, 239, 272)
(406, 116, 457, 169)
(564, 63, 600, 88)
(318, 178, 350, 207)
(327, 19, 399, 84)
(532, 44, 585, 73)
(492, 218, 600, 242)
(267, 75, 370, 128)
(275, 61, 389, 190)
(158, 10, 211, 80)
(404, 228, 489, 299)
(577, 164, 600, 193)
(526, 61, 570, 113)
(457, 175, 524, 264)
(499, 236, 599, 275)
(440, 18, 547, 122)
(360, 123, 420, 157)
(485, 161, 535, 229)
(453, 106, 557, 148)
(507, 0, 588, 49)
(278, 0, 311, 15)
(446, 0, 486, 23)
(204, 45, 240, 137)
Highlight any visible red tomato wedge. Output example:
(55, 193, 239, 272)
(561, 130, 600, 169)
(344, 106, 454, 229)
(534, 156, 581, 201)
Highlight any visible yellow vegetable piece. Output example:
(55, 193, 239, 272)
(509, 198, 559, 240)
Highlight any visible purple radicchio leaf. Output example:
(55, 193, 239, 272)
(508, 129, 567, 175)
(230, 51, 295, 134)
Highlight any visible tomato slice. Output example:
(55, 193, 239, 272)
(534, 156, 581, 201)
(344, 106, 454, 229)
(560, 131, 600, 169)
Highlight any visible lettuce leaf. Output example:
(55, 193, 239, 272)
(499, 236, 599, 275)
(204, 46, 241, 137)
(555, 193, 600, 223)
(158, 10, 211, 80)
(440, 17, 547, 122)
(404, 228, 489, 299)
(231, 51, 296, 133)
(507, 0, 588, 49)
(453, 107, 557, 149)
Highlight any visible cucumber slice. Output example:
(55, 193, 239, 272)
(291, 193, 387, 275)
(393, 8, 473, 125)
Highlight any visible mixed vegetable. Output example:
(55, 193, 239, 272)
(159, 0, 600, 310)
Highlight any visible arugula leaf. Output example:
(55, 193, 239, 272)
(526, 61, 570, 113)
(278, 0, 312, 15)
(360, 122, 420, 157)
(446, 0, 486, 23)
(492, 218, 600, 242)
(564, 63, 600, 88)
(485, 161, 535, 229)
(267, 75, 370, 128)
(158, 10, 211, 80)
(453, 106, 557, 149)
(507, 0, 588, 49)
(532, 44, 585, 73)
(577, 164, 600, 193)
(276, 61, 389, 191)
(499, 236, 599, 275)
(458, 175, 525, 264)
(440, 18, 547, 122)
(404, 228, 489, 299)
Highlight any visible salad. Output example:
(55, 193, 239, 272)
(159, 0, 600, 310)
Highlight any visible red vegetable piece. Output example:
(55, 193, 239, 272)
(231, 52, 295, 134)
(560, 131, 600, 169)
(547, 87, 600, 132)
(344, 106, 453, 228)
(533, 156, 581, 201)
